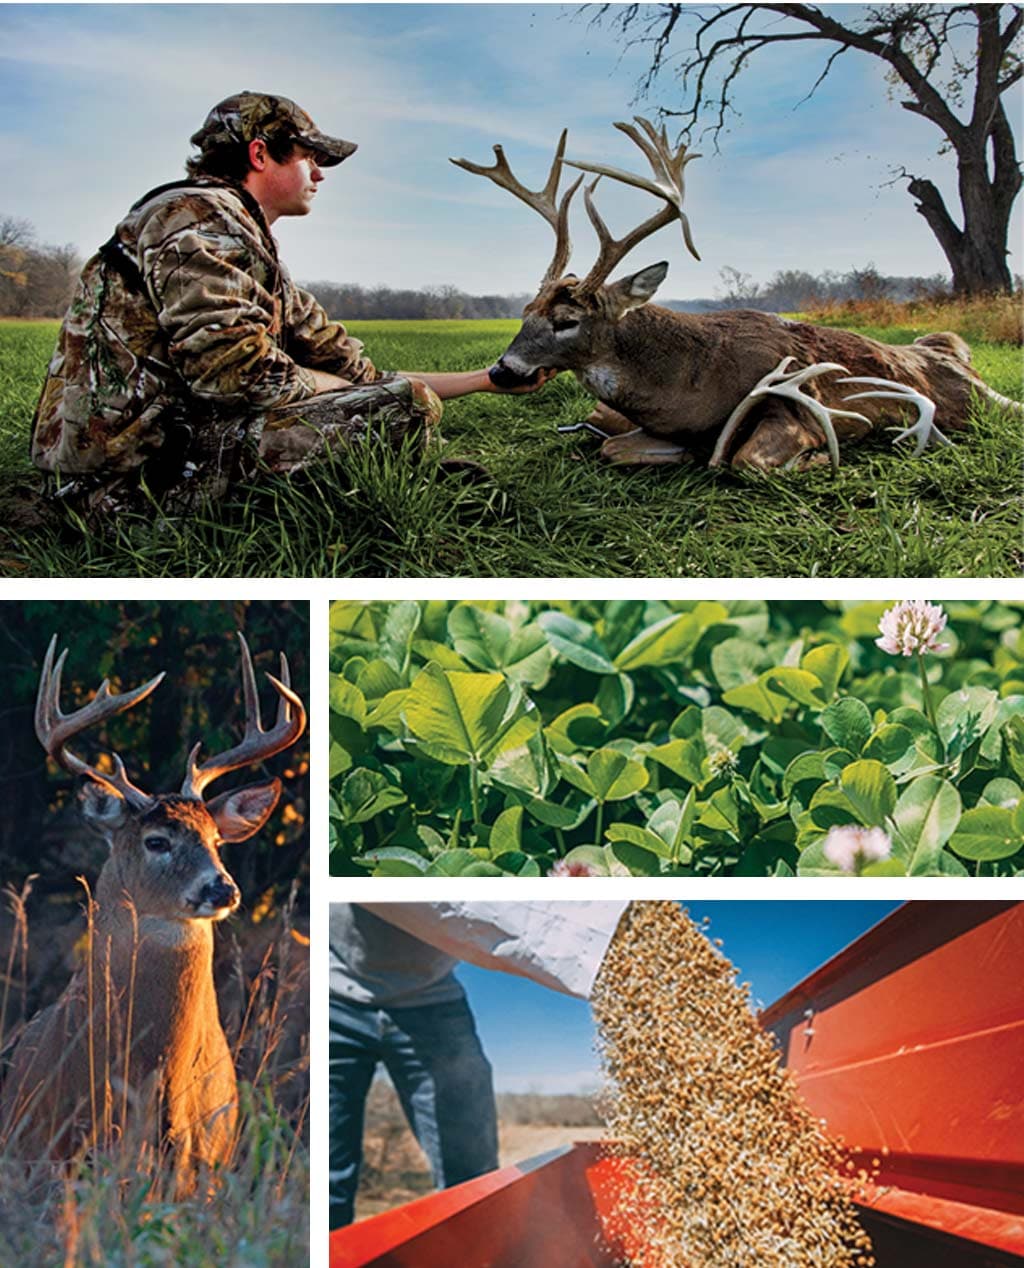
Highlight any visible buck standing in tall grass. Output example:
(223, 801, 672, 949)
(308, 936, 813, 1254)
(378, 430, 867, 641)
(27, 92, 549, 532)
(0, 632, 305, 1199)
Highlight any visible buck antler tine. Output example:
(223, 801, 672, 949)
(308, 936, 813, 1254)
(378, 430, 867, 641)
(541, 129, 568, 204)
(453, 130, 579, 284)
(267, 672, 306, 736)
(182, 639, 306, 801)
(615, 118, 665, 178)
(236, 631, 263, 732)
(35, 637, 162, 807)
(273, 650, 293, 728)
(35, 636, 59, 740)
(679, 211, 701, 262)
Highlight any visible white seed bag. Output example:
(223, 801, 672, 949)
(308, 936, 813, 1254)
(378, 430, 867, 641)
(357, 901, 631, 999)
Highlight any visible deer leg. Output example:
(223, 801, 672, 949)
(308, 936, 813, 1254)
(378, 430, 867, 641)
(601, 428, 691, 466)
(586, 400, 637, 436)
(729, 401, 831, 471)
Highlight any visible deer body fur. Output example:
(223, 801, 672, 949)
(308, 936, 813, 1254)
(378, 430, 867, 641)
(5, 885, 235, 1194)
(506, 282, 1004, 469)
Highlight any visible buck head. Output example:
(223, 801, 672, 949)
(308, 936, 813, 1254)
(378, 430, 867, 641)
(453, 119, 698, 390)
(37, 633, 306, 926)
(495, 262, 670, 386)
(77, 785, 279, 922)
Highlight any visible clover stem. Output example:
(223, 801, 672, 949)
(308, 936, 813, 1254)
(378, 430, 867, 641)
(916, 651, 940, 739)
(595, 800, 605, 846)
(468, 761, 481, 824)
(556, 828, 567, 857)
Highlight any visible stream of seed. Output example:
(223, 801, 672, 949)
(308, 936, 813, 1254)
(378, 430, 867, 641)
(591, 902, 875, 1268)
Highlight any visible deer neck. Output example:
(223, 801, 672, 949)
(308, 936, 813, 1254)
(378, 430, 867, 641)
(580, 305, 701, 417)
(92, 861, 215, 972)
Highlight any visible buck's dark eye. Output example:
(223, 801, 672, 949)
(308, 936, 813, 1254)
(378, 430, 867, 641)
(144, 835, 172, 855)
(553, 318, 579, 333)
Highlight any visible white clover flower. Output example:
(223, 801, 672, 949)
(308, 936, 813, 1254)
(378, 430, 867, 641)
(823, 825, 892, 874)
(875, 600, 949, 657)
(707, 745, 739, 776)
(551, 858, 600, 877)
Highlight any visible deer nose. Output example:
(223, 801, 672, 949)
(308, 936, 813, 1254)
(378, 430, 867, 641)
(199, 876, 239, 911)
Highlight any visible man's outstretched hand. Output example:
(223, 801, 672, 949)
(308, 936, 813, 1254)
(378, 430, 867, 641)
(487, 365, 559, 394)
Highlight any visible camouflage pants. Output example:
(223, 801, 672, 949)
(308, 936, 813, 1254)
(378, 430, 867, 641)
(254, 375, 443, 473)
(44, 375, 444, 524)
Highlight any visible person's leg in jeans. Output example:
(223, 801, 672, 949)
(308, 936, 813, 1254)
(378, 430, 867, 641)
(329, 997, 381, 1230)
(382, 997, 499, 1190)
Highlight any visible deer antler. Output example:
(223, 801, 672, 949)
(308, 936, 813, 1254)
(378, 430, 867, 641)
(35, 634, 163, 809)
(450, 131, 584, 289)
(709, 359, 871, 471)
(838, 377, 948, 456)
(181, 633, 306, 801)
(563, 117, 702, 294)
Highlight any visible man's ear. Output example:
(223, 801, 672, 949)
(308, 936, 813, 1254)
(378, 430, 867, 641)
(78, 780, 129, 844)
(207, 779, 281, 844)
(247, 138, 268, 172)
(606, 261, 669, 316)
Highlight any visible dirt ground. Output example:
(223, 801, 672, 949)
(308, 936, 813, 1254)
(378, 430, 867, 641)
(355, 1083, 605, 1221)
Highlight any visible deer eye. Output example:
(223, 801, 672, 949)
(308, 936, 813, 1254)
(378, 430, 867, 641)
(552, 318, 579, 333)
(143, 834, 173, 855)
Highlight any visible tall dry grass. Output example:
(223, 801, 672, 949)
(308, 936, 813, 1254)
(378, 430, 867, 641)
(0, 883, 309, 1267)
(801, 290, 1023, 345)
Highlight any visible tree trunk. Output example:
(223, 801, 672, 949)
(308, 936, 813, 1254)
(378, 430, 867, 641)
(909, 153, 1018, 296)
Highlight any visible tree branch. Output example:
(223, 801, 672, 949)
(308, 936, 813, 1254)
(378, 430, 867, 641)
(906, 175, 964, 259)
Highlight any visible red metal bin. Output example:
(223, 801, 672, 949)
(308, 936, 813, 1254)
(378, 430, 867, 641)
(330, 901, 1024, 1267)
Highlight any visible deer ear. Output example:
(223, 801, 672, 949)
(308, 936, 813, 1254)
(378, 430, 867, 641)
(607, 261, 669, 314)
(207, 779, 282, 844)
(78, 781, 129, 842)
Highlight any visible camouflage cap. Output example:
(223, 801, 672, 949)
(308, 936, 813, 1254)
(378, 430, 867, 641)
(190, 92, 357, 166)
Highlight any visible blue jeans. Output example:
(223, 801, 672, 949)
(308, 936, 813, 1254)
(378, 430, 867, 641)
(329, 994, 499, 1230)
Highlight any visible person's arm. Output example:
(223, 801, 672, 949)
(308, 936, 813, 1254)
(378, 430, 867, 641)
(395, 367, 559, 400)
(139, 197, 318, 410)
(356, 901, 630, 999)
(286, 281, 379, 388)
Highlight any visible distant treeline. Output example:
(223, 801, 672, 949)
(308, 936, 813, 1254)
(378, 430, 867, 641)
(2, 210, 985, 320)
(0, 215, 81, 319)
(664, 263, 980, 314)
(302, 265, 969, 321)
(301, 280, 532, 321)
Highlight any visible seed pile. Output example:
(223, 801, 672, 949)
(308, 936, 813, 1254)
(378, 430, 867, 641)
(591, 902, 875, 1268)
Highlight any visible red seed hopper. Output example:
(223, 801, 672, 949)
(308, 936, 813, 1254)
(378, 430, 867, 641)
(330, 901, 1024, 1267)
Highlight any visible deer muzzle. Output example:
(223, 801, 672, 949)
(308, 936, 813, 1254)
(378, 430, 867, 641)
(488, 359, 542, 390)
(192, 874, 240, 917)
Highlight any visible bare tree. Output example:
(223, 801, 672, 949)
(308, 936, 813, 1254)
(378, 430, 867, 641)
(0, 215, 81, 316)
(0, 215, 33, 293)
(589, 4, 1023, 295)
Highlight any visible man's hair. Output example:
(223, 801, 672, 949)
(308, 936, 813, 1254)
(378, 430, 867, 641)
(185, 133, 298, 181)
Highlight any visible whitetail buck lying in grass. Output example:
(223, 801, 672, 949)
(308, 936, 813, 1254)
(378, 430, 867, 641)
(454, 120, 1021, 471)
(0, 633, 305, 1197)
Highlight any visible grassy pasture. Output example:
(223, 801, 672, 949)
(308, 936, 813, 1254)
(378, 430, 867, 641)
(0, 316, 1020, 578)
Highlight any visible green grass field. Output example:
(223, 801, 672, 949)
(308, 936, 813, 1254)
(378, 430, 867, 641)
(0, 317, 1020, 577)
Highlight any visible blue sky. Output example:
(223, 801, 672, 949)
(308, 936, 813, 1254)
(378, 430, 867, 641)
(2, 4, 1017, 297)
(460, 900, 900, 1094)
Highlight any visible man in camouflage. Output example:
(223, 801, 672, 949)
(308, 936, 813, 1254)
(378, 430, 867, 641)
(30, 93, 549, 522)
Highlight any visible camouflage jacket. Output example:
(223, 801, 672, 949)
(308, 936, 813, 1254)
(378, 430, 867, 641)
(31, 178, 378, 477)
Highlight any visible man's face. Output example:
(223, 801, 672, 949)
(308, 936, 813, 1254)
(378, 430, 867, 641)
(255, 144, 325, 222)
